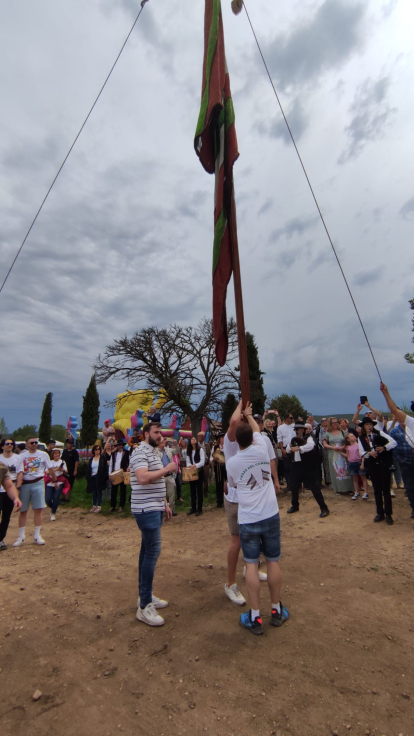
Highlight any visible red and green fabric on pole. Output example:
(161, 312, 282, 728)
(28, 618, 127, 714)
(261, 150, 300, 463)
(194, 0, 250, 404)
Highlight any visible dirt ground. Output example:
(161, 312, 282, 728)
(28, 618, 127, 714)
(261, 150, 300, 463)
(1, 486, 414, 736)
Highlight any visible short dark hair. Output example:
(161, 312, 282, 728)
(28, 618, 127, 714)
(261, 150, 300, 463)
(0, 438, 16, 451)
(47, 439, 55, 445)
(142, 422, 161, 438)
(235, 424, 253, 449)
(284, 414, 291, 421)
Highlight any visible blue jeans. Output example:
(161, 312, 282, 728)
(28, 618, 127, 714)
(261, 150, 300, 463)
(239, 512, 281, 564)
(45, 483, 62, 514)
(399, 458, 414, 510)
(134, 511, 163, 609)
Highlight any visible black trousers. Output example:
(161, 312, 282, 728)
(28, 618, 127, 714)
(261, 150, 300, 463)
(366, 461, 392, 517)
(283, 453, 293, 490)
(290, 463, 327, 511)
(111, 482, 126, 509)
(190, 477, 203, 513)
(0, 493, 14, 542)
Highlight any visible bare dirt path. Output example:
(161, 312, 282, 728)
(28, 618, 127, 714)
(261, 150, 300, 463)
(1, 487, 414, 736)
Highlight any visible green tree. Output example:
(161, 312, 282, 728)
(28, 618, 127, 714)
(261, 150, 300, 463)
(221, 393, 238, 433)
(38, 393, 53, 443)
(404, 298, 414, 363)
(0, 417, 8, 437)
(269, 393, 307, 420)
(80, 374, 100, 448)
(50, 424, 68, 442)
(12, 424, 37, 441)
(246, 332, 266, 415)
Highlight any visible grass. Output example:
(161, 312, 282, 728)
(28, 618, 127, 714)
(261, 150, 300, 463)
(67, 477, 218, 517)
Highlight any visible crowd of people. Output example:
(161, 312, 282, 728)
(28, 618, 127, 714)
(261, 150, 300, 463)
(1, 383, 413, 634)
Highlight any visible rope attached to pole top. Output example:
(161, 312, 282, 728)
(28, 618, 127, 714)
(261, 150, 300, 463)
(231, 1, 383, 382)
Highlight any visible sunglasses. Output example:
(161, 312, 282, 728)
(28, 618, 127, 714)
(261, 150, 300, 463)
(4, 442, 13, 446)
(28, 441, 38, 445)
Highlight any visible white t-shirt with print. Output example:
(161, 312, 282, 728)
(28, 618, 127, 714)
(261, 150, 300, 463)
(226, 433, 279, 525)
(0, 453, 19, 490)
(16, 450, 53, 481)
(404, 415, 414, 448)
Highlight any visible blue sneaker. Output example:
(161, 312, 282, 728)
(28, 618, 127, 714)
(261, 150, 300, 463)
(270, 602, 289, 627)
(240, 611, 263, 635)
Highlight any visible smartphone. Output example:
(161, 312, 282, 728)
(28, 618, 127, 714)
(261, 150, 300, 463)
(360, 396, 368, 404)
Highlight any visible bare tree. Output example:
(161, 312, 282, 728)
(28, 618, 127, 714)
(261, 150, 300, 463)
(94, 318, 239, 435)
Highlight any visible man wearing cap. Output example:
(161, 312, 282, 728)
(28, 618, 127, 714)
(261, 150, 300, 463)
(108, 440, 130, 513)
(286, 422, 329, 518)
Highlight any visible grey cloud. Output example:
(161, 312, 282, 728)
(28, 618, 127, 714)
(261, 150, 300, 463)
(270, 215, 319, 243)
(353, 266, 384, 286)
(257, 99, 308, 144)
(258, 199, 272, 217)
(262, 0, 366, 91)
(399, 197, 414, 220)
(307, 249, 332, 273)
(338, 77, 396, 163)
(372, 206, 385, 221)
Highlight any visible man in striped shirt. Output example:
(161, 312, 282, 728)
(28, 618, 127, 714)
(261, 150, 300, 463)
(130, 422, 176, 627)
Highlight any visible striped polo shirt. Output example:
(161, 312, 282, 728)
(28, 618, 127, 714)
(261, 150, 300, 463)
(129, 441, 166, 513)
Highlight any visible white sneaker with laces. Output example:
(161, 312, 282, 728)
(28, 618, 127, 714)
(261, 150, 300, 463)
(33, 535, 45, 545)
(243, 565, 268, 582)
(137, 595, 169, 610)
(136, 602, 165, 626)
(362, 493, 369, 500)
(13, 536, 25, 547)
(352, 493, 360, 500)
(50, 514, 56, 521)
(224, 583, 246, 606)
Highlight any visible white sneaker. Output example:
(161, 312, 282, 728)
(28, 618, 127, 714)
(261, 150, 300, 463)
(13, 536, 25, 547)
(224, 583, 246, 606)
(136, 602, 165, 626)
(90, 506, 97, 513)
(50, 514, 56, 521)
(33, 535, 45, 545)
(362, 493, 369, 500)
(352, 493, 360, 500)
(94, 506, 101, 513)
(390, 490, 396, 498)
(243, 565, 268, 582)
(137, 595, 169, 610)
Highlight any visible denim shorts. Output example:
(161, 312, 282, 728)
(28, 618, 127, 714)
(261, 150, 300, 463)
(239, 512, 281, 564)
(19, 479, 46, 512)
(349, 461, 366, 476)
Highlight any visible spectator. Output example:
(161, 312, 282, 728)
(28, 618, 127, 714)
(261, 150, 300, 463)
(107, 440, 129, 513)
(46, 439, 56, 454)
(16, 443, 26, 455)
(129, 421, 175, 627)
(147, 407, 161, 424)
(352, 401, 384, 430)
(87, 445, 109, 513)
(212, 434, 226, 508)
(0, 439, 20, 549)
(129, 428, 142, 447)
(170, 440, 183, 504)
(197, 431, 211, 497)
(358, 416, 397, 525)
(342, 433, 369, 500)
(277, 415, 296, 490)
(102, 419, 116, 448)
(44, 449, 70, 520)
(0, 459, 22, 550)
(61, 438, 79, 501)
(286, 422, 329, 517)
(14, 437, 56, 546)
(322, 418, 354, 495)
(339, 418, 350, 433)
(379, 383, 414, 518)
(253, 415, 279, 491)
(186, 437, 205, 517)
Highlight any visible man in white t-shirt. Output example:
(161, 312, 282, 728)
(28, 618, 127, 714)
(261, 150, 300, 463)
(14, 437, 56, 546)
(226, 404, 289, 635)
(223, 402, 270, 607)
(277, 415, 296, 490)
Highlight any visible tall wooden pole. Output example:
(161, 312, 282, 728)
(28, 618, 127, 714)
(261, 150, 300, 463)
(230, 191, 250, 407)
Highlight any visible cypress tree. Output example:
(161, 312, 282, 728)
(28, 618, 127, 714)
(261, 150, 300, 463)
(221, 393, 238, 433)
(38, 392, 53, 443)
(80, 374, 100, 449)
(246, 332, 266, 415)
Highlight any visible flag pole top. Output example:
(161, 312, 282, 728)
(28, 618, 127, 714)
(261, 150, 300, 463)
(231, 0, 244, 15)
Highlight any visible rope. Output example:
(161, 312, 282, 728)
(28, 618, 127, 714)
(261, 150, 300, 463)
(241, 1, 382, 381)
(0, 0, 149, 296)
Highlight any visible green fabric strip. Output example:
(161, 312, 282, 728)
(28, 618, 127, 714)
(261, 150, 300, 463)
(195, 0, 220, 138)
(212, 208, 227, 274)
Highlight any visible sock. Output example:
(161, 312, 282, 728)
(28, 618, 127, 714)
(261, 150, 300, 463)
(19, 527, 26, 539)
(34, 526, 41, 539)
(272, 602, 281, 614)
(251, 608, 260, 621)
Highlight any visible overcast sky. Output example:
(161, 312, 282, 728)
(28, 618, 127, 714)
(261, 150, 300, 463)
(0, 0, 413, 432)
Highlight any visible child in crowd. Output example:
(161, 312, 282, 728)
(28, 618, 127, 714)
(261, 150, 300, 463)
(343, 433, 369, 500)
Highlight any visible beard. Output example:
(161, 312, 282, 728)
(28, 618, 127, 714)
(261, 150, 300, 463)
(148, 435, 161, 448)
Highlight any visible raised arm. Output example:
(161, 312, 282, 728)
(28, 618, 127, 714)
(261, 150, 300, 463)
(227, 399, 243, 442)
(352, 403, 362, 425)
(380, 382, 407, 426)
(364, 400, 383, 422)
(243, 402, 260, 434)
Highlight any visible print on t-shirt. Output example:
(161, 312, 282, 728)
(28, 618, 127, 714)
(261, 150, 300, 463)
(22, 455, 44, 475)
